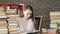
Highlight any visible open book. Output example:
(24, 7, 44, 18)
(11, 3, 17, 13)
(19, 30, 40, 34)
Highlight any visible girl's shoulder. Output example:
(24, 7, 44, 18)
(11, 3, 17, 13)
(18, 17, 24, 21)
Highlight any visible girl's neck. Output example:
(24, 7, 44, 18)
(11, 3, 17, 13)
(24, 17, 29, 20)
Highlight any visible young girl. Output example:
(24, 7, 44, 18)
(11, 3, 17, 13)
(18, 5, 36, 34)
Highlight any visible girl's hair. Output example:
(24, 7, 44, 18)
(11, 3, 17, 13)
(25, 5, 34, 19)
(26, 5, 36, 29)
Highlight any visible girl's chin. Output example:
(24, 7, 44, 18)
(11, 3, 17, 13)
(24, 16, 31, 19)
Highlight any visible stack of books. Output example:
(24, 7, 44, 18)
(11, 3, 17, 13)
(0, 6, 21, 34)
(0, 10, 6, 18)
(50, 12, 60, 22)
(7, 15, 19, 34)
(7, 15, 19, 19)
(0, 18, 7, 28)
(50, 12, 60, 29)
(0, 28, 8, 34)
(6, 9, 17, 15)
(0, 9, 8, 34)
(9, 28, 19, 34)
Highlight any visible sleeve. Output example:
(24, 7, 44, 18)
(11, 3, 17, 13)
(17, 18, 26, 33)
(17, 18, 21, 28)
(33, 22, 37, 30)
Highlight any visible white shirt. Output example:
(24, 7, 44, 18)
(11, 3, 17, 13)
(18, 18, 35, 33)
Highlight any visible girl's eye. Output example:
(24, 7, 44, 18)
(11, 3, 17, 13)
(27, 14, 32, 15)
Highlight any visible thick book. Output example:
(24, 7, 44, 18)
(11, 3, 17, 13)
(0, 6, 4, 10)
(9, 28, 19, 34)
(8, 21, 17, 23)
(50, 12, 60, 15)
(0, 16, 7, 18)
(6, 9, 17, 15)
(7, 19, 17, 21)
(9, 23, 17, 26)
(8, 22, 17, 24)
(50, 23, 58, 28)
(0, 28, 8, 33)
(8, 26, 18, 29)
(0, 23, 7, 27)
(0, 32, 8, 34)
(7, 15, 19, 19)
(0, 27, 7, 29)
(50, 16, 60, 20)
(0, 12, 6, 16)
(9, 32, 19, 34)
(51, 20, 60, 22)
(0, 21, 7, 23)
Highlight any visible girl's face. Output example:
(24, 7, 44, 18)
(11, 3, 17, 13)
(24, 9, 32, 19)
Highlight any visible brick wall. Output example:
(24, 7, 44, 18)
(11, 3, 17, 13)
(0, 0, 60, 28)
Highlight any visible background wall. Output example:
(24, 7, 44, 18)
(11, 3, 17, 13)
(0, 0, 60, 28)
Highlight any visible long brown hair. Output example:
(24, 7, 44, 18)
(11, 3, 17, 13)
(26, 5, 37, 29)
(25, 5, 34, 20)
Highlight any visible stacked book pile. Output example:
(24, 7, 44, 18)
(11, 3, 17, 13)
(0, 6, 22, 34)
(0, 9, 8, 34)
(7, 15, 19, 34)
(9, 28, 19, 34)
(6, 9, 17, 15)
(50, 12, 60, 29)
(50, 12, 60, 22)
